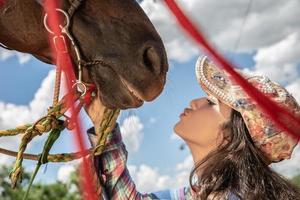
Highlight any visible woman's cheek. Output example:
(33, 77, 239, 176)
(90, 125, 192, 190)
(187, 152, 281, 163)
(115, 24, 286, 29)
(174, 112, 207, 141)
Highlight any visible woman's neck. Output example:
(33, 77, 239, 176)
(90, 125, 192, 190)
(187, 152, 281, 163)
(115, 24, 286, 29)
(187, 141, 216, 169)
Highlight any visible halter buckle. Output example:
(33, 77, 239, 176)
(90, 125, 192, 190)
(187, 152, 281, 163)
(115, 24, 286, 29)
(53, 35, 68, 53)
(43, 9, 70, 35)
(72, 81, 87, 97)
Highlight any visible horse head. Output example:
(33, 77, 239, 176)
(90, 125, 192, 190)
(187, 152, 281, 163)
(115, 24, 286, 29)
(0, 0, 168, 109)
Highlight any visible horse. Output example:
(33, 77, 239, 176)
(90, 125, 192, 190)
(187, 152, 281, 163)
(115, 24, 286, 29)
(0, 0, 168, 109)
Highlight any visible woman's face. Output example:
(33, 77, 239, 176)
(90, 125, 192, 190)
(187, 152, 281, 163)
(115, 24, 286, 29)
(174, 96, 232, 148)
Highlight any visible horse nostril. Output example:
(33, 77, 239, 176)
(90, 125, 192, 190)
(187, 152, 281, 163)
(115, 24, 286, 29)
(142, 46, 162, 75)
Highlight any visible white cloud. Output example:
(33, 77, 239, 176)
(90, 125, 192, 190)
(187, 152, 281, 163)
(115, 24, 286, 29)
(128, 164, 171, 192)
(286, 79, 300, 103)
(57, 164, 76, 183)
(119, 115, 192, 192)
(127, 149, 300, 194)
(127, 150, 300, 194)
(244, 33, 300, 85)
(141, 0, 199, 62)
(176, 155, 193, 171)
(0, 70, 55, 129)
(0, 70, 55, 165)
(170, 133, 181, 141)
(128, 155, 193, 193)
(272, 144, 300, 178)
(0, 136, 20, 165)
(242, 34, 300, 178)
(141, 0, 300, 62)
(120, 115, 144, 153)
(0, 48, 31, 64)
(240, 32, 300, 179)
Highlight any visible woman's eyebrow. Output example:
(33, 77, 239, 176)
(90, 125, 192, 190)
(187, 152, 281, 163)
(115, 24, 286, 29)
(207, 95, 218, 104)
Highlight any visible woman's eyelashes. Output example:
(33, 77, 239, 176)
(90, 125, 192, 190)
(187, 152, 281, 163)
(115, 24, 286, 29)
(206, 98, 216, 105)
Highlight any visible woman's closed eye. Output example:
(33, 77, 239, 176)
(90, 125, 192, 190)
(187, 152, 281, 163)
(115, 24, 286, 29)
(206, 98, 216, 105)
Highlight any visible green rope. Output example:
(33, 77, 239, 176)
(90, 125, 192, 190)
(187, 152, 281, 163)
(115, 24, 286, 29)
(0, 89, 121, 197)
(9, 115, 60, 188)
(94, 108, 120, 156)
(0, 56, 122, 199)
(2, 107, 120, 189)
(0, 102, 65, 138)
(90, 108, 120, 198)
(9, 127, 39, 188)
(23, 121, 64, 200)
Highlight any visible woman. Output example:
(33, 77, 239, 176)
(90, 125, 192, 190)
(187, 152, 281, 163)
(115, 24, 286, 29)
(85, 56, 300, 199)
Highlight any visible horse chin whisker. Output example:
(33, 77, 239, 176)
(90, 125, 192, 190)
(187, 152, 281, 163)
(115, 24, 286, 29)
(119, 77, 144, 102)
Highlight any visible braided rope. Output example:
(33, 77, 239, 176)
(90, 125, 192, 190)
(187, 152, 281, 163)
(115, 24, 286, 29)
(0, 117, 61, 138)
(92, 108, 120, 199)
(9, 128, 40, 187)
(0, 125, 31, 137)
(0, 92, 79, 187)
(53, 64, 62, 106)
(0, 147, 91, 162)
(0, 97, 120, 200)
(94, 108, 120, 156)
(0, 49, 119, 196)
(0, 98, 120, 163)
(10, 115, 61, 188)
(0, 110, 118, 164)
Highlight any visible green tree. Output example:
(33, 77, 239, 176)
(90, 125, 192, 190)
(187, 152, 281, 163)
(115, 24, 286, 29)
(0, 165, 81, 200)
(291, 174, 300, 188)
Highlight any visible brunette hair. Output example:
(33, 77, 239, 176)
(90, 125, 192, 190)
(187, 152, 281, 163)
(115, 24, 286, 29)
(189, 109, 300, 200)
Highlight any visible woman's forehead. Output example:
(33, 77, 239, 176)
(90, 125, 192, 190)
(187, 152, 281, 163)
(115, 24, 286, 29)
(205, 92, 232, 114)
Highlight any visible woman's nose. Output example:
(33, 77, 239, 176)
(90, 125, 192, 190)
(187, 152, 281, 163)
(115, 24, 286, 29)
(189, 98, 205, 109)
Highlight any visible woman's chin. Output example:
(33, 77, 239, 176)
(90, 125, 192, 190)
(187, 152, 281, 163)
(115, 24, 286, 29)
(173, 122, 179, 133)
(173, 122, 183, 137)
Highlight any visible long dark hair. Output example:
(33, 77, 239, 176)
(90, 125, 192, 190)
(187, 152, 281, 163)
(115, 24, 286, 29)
(189, 109, 300, 200)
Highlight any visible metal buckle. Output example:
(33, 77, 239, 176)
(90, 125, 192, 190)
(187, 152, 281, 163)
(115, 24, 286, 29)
(53, 35, 68, 53)
(72, 81, 87, 97)
(43, 9, 70, 35)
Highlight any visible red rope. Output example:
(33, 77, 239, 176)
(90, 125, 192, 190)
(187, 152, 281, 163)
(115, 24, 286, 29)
(43, 1, 97, 200)
(0, 0, 4, 7)
(164, 0, 300, 140)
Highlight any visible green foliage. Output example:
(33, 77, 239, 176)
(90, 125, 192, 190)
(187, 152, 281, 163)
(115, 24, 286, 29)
(0, 165, 81, 200)
(1, 163, 299, 199)
(291, 174, 300, 188)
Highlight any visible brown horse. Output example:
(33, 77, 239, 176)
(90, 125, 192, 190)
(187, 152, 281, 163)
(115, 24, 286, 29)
(0, 0, 168, 109)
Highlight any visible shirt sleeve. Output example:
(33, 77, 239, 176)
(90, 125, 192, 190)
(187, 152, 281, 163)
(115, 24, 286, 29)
(87, 123, 196, 200)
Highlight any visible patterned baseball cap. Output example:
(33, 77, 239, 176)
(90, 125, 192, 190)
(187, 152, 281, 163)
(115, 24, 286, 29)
(195, 56, 299, 163)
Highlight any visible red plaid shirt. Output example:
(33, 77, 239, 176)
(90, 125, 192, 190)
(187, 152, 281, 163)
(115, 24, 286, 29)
(88, 124, 196, 200)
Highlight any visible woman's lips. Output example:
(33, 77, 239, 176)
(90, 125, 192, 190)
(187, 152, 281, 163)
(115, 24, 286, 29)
(180, 108, 192, 117)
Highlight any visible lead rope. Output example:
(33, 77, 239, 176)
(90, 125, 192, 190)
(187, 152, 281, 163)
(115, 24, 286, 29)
(53, 62, 62, 106)
(8, 91, 81, 188)
(0, 2, 119, 199)
(1, 22, 117, 200)
(48, 2, 113, 198)
(0, 107, 120, 163)
(0, 65, 119, 199)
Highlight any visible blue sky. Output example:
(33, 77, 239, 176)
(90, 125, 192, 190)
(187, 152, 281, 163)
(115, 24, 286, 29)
(0, 50, 254, 183)
(0, 0, 300, 193)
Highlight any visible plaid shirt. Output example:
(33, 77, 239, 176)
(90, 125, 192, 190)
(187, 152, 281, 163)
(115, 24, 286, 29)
(88, 124, 196, 200)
